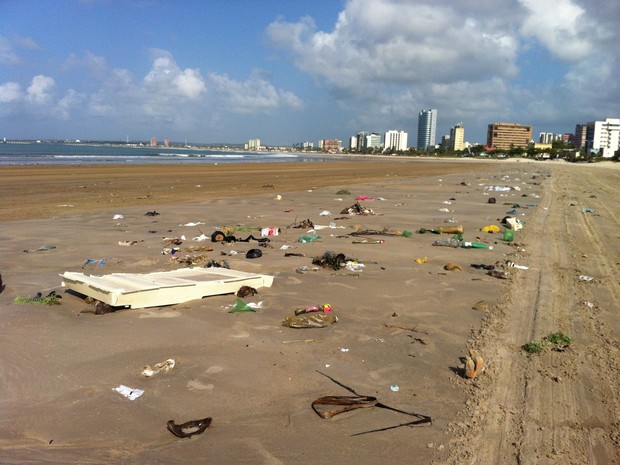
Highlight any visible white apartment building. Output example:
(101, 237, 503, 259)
(384, 130, 408, 151)
(585, 118, 620, 158)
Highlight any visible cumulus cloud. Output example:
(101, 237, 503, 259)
(143, 52, 206, 100)
(519, 0, 596, 61)
(0, 82, 23, 102)
(26, 75, 55, 104)
(207, 71, 303, 113)
(267, 0, 519, 96)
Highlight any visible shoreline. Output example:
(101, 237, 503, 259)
(0, 158, 497, 222)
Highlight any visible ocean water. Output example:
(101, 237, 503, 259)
(0, 143, 332, 166)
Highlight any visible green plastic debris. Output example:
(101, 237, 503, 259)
(298, 235, 321, 243)
(228, 298, 256, 313)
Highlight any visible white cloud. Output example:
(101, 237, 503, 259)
(519, 0, 596, 61)
(143, 52, 205, 100)
(207, 72, 303, 113)
(26, 75, 55, 104)
(267, 0, 519, 97)
(0, 82, 23, 102)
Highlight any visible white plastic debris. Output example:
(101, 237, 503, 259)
(390, 385, 399, 392)
(579, 275, 594, 282)
(113, 384, 144, 400)
(319, 210, 331, 216)
(113, 214, 124, 220)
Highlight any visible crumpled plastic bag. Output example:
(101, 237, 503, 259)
(282, 313, 338, 328)
(228, 298, 257, 313)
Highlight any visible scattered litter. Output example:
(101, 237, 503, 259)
(505, 261, 528, 270)
(294, 304, 332, 315)
(14, 291, 62, 305)
(313, 251, 347, 270)
(488, 269, 510, 279)
(352, 238, 384, 244)
(340, 202, 375, 215)
(261, 227, 279, 237)
(288, 218, 314, 229)
(228, 298, 258, 313)
(179, 221, 203, 226)
(345, 261, 365, 272)
(319, 210, 332, 216)
(83, 258, 107, 267)
(167, 417, 212, 438)
(460, 242, 487, 249)
(472, 300, 489, 312)
(23, 244, 57, 253)
(438, 208, 451, 213)
(582, 208, 594, 213)
(296, 265, 319, 274)
(471, 264, 495, 270)
(237, 286, 258, 297)
(350, 228, 412, 237)
(282, 313, 338, 328)
(480, 225, 500, 233)
(417, 226, 464, 235)
(340, 347, 349, 352)
(503, 217, 523, 231)
(311, 371, 431, 434)
(579, 275, 594, 282)
(113, 384, 144, 400)
(193, 233, 209, 242)
(415, 257, 428, 264)
(118, 240, 139, 246)
(142, 359, 176, 377)
(145, 211, 160, 217)
(246, 248, 263, 259)
(298, 234, 321, 243)
(444, 263, 462, 271)
(463, 348, 484, 379)
(390, 385, 399, 392)
(113, 214, 124, 220)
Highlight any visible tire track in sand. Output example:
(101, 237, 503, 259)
(435, 164, 620, 465)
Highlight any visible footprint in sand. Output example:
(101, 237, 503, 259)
(187, 379, 214, 391)
(206, 365, 223, 374)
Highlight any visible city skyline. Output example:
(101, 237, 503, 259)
(1, 0, 619, 145)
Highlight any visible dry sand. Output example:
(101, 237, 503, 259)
(0, 159, 618, 465)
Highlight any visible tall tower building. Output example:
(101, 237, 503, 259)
(417, 109, 437, 150)
(449, 123, 464, 151)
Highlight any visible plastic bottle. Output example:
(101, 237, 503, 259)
(432, 238, 461, 248)
(461, 241, 487, 249)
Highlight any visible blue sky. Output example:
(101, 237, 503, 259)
(1, 0, 618, 146)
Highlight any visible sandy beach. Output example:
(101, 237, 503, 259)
(0, 159, 618, 465)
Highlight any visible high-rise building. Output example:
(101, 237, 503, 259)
(247, 138, 261, 150)
(150, 137, 157, 147)
(571, 124, 587, 147)
(584, 118, 620, 158)
(417, 109, 437, 150)
(449, 123, 464, 151)
(356, 131, 369, 151)
(366, 133, 382, 149)
(349, 136, 357, 150)
(384, 130, 408, 151)
(487, 122, 532, 150)
(163, 137, 170, 147)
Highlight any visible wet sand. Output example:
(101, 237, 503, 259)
(0, 159, 618, 464)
